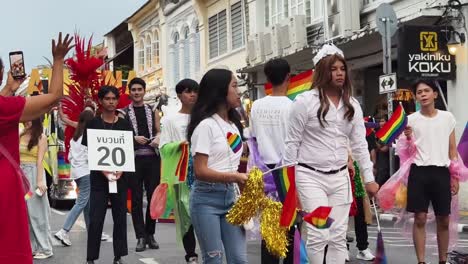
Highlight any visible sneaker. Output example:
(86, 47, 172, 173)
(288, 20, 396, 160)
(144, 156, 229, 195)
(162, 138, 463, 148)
(101, 232, 110, 241)
(356, 248, 375, 261)
(187, 256, 198, 264)
(54, 229, 72, 246)
(33, 252, 53, 259)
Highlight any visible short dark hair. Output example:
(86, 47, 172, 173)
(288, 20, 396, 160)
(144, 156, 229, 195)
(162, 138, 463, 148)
(98, 86, 120, 99)
(176, 79, 199, 94)
(264, 58, 291, 86)
(411, 79, 437, 94)
(128, 77, 146, 90)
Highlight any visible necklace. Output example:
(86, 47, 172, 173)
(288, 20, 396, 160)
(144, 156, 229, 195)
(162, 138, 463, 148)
(101, 115, 117, 130)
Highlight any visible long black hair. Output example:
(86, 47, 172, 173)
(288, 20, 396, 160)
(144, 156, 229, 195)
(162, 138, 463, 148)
(187, 69, 244, 142)
(73, 110, 94, 141)
(22, 118, 44, 151)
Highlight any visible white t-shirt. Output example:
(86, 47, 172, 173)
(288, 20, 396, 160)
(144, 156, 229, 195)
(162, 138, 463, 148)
(159, 112, 190, 147)
(249, 96, 292, 164)
(408, 110, 456, 167)
(191, 114, 243, 172)
(68, 136, 90, 179)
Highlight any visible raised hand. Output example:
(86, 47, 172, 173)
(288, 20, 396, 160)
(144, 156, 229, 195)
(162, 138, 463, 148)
(52, 33, 74, 61)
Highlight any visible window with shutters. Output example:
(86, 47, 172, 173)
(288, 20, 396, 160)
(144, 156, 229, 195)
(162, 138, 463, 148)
(289, 0, 305, 16)
(173, 33, 180, 84)
(307, 0, 322, 25)
(145, 35, 152, 69)
(195, 31, 201, 74)
(153, 31, 160, 66)
(271, 0, 284, 25)
(208, 10, 227, 59)
(138, 40, 145, 72)
(231, 1, 245, 50)
(182, 27, 190, 78)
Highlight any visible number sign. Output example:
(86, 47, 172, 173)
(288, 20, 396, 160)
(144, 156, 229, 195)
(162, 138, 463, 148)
(87, 129, 135, 172)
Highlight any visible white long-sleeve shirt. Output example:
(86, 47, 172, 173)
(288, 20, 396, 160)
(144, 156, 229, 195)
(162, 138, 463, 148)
(283, 89, 375, 183)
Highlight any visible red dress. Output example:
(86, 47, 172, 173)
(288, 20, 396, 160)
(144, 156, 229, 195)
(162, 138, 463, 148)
(0, 96, 32, 264)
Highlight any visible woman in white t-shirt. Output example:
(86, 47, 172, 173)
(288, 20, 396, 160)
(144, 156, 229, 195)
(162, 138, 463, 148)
(54, 110, 94, 246)
(187, 68, 249, 264)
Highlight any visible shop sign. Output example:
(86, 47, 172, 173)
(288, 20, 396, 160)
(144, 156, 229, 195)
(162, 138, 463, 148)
(398, 25, 456, 80)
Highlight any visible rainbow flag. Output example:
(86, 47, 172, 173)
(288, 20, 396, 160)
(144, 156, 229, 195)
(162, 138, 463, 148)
(302, 206, 334, 229)
(375, 104, 407, 145)
(458, 122, 468, 167)
(373, 231, 388, 264)
(58, 151, 71, 179)
(272, 166, 298, 227)
(264, 70, 313, 100)
(24, 190, 33, 200)
(293, 229, 309, 264)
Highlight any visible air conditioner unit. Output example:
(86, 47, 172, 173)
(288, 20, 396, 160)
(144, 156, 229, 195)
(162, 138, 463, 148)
(247, 32, 265, 65)
(247, 38, 256, 65)
(282, 15, 307, 54)
(263, 30, 273, 59)
(265, 24, 283, 60)
(327, 0, 360, 39)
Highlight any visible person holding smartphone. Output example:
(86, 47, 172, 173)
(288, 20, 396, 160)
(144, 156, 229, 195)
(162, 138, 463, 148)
(19, 118, 53, 259)
(82, 86, 133, 264)
(119, 77, 161, 252)
(0, 33, 73, 264)
(187, 69, 248, 264)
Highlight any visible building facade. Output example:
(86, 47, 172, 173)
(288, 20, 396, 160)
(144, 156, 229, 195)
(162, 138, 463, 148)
(163, 0, 202, 96)
(242, 0, 468, 142)
(194, 0, 248, 75)
(126, 0, 164, 102)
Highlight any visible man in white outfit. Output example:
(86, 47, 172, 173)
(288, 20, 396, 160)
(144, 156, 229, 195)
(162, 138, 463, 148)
(283, 44, 379, 263)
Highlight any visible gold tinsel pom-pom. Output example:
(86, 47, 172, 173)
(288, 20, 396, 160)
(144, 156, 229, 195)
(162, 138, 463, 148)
(261, 199, 289, 258)
(227, 167, 266, 225)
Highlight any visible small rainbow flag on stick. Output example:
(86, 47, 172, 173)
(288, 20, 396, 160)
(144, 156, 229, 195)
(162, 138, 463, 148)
(272, 166, 298, 227)
(302, 206, 334, 229)
(264, 70, 313, 100)
(293, 229, 309, 264)
(24, 190, 34, 200)
(175, 143, 189, 182)
(376, 103, 407, 145)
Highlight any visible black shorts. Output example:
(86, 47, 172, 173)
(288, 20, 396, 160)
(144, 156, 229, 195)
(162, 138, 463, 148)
(406, 164, 451, 216)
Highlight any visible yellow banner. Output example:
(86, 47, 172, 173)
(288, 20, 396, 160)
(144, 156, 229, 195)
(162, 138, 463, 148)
(27, 69, 136, 95)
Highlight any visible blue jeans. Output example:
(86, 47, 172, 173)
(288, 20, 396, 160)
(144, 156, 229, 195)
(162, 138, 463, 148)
(63, 175, 90, 231)
(190, 181, 247, 264)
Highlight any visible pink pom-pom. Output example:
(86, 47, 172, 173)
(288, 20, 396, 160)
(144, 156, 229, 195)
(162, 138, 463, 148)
(450, 160, 461, 180)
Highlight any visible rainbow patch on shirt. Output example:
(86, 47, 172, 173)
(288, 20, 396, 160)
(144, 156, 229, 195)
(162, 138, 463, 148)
(227, 132, 242, 154)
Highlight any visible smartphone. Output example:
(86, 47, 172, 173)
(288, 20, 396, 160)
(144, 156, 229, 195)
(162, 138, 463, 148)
(9, 51, 26, 79)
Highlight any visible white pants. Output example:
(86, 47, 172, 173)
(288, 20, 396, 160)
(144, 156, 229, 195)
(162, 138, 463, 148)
(296, 165, 352, 264)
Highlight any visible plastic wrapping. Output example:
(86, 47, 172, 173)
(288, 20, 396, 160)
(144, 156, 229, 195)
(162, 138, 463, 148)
(377, 136, 466, 252)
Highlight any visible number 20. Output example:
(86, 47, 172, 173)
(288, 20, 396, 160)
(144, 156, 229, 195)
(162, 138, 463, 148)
(98, 147, 126, 166)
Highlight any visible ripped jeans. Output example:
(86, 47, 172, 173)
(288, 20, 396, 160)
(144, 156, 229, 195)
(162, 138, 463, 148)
(190, 181, 247, 264)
